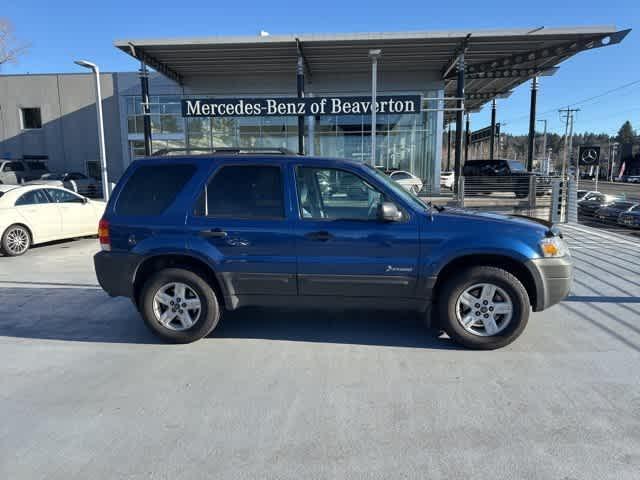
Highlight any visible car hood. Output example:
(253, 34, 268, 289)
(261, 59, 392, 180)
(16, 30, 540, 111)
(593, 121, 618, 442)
(435, 207, 555, 236)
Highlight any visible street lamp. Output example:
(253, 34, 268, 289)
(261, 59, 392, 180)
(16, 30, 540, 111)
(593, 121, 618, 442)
(74, 60, 109, 201)
(537, 119, 548, 174)
(369, 49, 381, 166)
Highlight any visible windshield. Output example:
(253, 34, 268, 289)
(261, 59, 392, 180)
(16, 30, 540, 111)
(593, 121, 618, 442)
(41, 173, 62, 180)
(363, 164, 427, 211)
(508, 160, 526, 172)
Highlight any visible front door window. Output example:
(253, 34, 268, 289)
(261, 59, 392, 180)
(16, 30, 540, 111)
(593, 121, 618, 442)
(296, 167, 386, 221)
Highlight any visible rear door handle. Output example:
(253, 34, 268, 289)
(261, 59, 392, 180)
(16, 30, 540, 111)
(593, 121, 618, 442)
(305, 230, 333, 241)
(200, 228, 228, 238)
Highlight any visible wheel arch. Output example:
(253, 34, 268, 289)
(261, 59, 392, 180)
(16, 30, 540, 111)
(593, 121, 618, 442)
(432, 254, 537, 310)
(132, 253, 227, 310)
(2, 222, 34, 244)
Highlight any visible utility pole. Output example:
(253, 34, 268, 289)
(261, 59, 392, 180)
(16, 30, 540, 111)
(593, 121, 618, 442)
(559, 108, 580, 180)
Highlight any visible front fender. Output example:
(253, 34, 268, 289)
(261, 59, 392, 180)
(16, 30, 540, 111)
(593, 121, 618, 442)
(427, 235, 539, 277)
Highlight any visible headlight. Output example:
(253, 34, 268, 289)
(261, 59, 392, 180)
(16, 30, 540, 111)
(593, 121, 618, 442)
(539, 236, 569, 258)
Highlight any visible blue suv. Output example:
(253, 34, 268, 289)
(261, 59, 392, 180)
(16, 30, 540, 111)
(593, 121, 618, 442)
(94, 152, 572, 349)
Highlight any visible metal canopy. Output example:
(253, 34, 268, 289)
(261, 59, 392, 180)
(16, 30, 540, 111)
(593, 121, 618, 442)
(115, 26, 629, 116)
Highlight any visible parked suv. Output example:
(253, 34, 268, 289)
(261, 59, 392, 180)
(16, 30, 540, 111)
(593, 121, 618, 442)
(0, 159, 49, 184)
(94, 153, 572, 350)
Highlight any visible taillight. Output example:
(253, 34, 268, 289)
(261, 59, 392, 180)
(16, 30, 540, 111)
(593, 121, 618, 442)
(98, 218, 111, 251)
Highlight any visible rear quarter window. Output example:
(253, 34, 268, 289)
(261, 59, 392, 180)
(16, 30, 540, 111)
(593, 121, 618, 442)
(116, 164, 197, 216)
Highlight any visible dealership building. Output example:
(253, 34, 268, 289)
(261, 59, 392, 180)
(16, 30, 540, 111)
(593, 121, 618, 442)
(0, 26, 629, 191)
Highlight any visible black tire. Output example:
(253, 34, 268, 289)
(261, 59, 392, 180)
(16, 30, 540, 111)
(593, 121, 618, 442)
(1, 224, 31, 256)
(437, 266, 530, 350)
(139, 268, 220, 343)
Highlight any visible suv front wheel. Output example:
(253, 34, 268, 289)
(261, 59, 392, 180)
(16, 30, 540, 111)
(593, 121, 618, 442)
(140, 268, 220, 343)
(437, 266, 530, 349)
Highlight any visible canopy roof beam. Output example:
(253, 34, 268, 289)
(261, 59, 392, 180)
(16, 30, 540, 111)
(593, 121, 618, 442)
(128, 43, 183, 85)
(445, 29, 630, 79)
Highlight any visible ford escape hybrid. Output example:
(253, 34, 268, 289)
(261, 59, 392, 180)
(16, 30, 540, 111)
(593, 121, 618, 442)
(94, 152, 572, 350)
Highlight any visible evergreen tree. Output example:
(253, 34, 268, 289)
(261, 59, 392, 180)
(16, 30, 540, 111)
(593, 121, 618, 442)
(616, 121, 636, 144)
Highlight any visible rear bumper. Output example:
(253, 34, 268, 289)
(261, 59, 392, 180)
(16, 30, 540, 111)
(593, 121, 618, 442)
(527, 256, 573, 311)
(93, 251, 139, 298)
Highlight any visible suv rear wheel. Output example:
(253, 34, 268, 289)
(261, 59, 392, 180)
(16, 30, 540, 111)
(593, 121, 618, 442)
(140, 268, 220, 343)
(437, 266, 529, 349)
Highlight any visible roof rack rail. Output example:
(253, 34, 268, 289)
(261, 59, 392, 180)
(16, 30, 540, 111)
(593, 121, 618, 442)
(151, 147, 298, 156)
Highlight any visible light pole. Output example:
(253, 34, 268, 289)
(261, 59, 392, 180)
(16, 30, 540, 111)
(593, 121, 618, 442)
(610, 142, 619, 181)
(74, 60, 109, 201)
(369, 49, 381, 166)
(537, 119, 548, 174)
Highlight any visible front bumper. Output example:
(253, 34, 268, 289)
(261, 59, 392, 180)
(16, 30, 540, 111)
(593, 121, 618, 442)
(526, 256, 573, 311)
(94, 251, 140, 298)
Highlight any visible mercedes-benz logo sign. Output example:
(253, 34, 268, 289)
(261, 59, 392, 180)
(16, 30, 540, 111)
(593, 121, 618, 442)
(581, 149, 597, 162)
(579, 147, 600, 165)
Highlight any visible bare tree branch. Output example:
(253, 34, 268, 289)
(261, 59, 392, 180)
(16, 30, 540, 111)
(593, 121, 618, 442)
(0, 18, 30, 67)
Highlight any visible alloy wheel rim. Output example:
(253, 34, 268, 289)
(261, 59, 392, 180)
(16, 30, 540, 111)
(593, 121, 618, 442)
(6, 228, 29, 255)
(152, 282, 202, 331)
(455, 283, 513, 337)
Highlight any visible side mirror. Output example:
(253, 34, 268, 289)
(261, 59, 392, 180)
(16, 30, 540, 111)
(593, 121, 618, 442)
(81, 197, 89, 204)
(378, 202, 402, 222)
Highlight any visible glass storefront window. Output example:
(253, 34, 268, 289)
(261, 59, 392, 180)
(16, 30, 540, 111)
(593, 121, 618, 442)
(126, 92, 441, 190)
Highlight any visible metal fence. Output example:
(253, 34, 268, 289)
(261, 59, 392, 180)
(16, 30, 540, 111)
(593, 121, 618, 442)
(420, 175, 564, 222)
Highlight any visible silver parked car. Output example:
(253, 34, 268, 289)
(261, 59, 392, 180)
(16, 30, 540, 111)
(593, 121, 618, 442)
(0, 159, 50, 184)
(27, 172, 102, 198)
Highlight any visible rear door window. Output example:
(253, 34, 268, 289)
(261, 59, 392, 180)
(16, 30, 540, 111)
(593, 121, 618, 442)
(15, 189, 50, 206)
(116, 164, 197, 216)
(195, 165, 284, 219)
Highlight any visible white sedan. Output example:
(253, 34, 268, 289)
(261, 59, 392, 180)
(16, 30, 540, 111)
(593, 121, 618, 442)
(0, 185, 105, 256)
(388, 170, 423, 195)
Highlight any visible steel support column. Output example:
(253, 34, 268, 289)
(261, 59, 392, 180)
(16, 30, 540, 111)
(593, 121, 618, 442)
(139, 62, 152, 156)
(489, 99, 497, 160)
(464, 113, 470, 163)
(446, 123, 452, 171)
(527, 76, 538, 171)
(296, 55, 305, 155)
(453, 54, 465, 194)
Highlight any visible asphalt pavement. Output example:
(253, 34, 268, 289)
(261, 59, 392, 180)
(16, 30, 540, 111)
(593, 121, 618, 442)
(1, 229, 639, 479)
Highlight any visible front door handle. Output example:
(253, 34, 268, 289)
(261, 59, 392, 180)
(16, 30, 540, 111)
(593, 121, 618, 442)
(305, 230, 333, 241)
(200, 228, 228, 239)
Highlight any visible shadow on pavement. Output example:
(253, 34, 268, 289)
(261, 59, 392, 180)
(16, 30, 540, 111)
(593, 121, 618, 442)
(215, 307, 460, 350)
(0, 286, 458, 349)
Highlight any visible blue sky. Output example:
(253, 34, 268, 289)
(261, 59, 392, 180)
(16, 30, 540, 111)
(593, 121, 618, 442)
(2, 0, 639, 135)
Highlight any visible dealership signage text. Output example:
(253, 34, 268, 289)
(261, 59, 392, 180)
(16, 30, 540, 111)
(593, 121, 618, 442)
(181, 95, 421, 117)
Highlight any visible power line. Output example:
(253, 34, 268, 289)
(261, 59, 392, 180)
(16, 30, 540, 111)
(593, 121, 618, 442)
(565, 79, 640, 108)
(502, 78, 640, 125)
